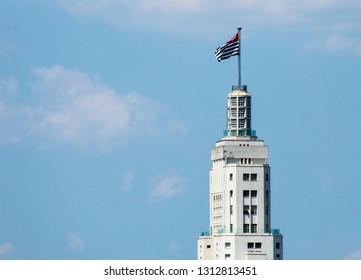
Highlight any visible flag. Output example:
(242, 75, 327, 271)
(215, 33, 239, 62)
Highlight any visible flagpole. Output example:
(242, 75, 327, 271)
(237, 26, 242, 88)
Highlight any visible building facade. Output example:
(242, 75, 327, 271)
(197, 86, 283, 260)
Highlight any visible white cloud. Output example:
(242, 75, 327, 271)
(165, 241, 182, 254)
(57, 0, 361, 55)
(305, 34, 361, 55)
(120, 171, 134, 192)
(345, 248, 361, 260)
(0, 76, 18, 98)
(0, 243, 15, 259)
(150, 170, 185, 201)
(66, 231, 85, 252)
(57, 0, 361, 29)
(0, 65, 181, 149)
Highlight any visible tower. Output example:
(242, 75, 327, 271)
(197, 29, 283, 260)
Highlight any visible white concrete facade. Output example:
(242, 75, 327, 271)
(197, 87, 283, 260)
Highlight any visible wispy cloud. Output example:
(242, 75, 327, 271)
(57, 0, 361, 30)
(120, 171, 134, 192)
(304, 34, 361, 55)
(345, 248, 361, 260)
(57, 0, 361, 55)
(66, 231, 85, 252)
(0, 65, 184, 150)
(150, 169, 185, 201)
(0, 243, 15, 259)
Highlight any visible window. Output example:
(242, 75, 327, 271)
(276, 243, 281, 249)
(251, 173, 257, 181)
(247, 242, 254, 249)
(230, 224, 233, 233)
(243, 190, 250, 197)
(230, 190, 233, 197)
(239, 108, 245, 117)
(243, 205, 250, 215)
(239, 97, 245, 106)
(207, 245, 211, 249)
(225, 254, 231, 260)
(243, 224, 249, 233)
(251, 205, 257, 215)
(251, 224, 257, 233)
(255, 242, 262, 249)
(231, 108, 237, 117)
(266, 190, 269, 198)
(225, 242, 231, 249)
(230, 205, 233, 215)
(266, 173, 269, 182)
(229, 173, 233, 181)
(243, 173, 250, 181)
(251, 190, 257, 197)
(239, 119, 245, 128)
(276, 254, 280, 259)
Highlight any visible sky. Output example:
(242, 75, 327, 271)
(0, 0, 361, 260)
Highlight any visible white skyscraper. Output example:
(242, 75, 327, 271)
(197, 84, 283, 260)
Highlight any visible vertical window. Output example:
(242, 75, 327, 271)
(225, 242, 231, 249)
(247, 242, 254, 249)
(243, 190, 250, 197)
(251, 224, 257, 233)
(266, 173, 269, 182)
(230, 205, 233, 215)
(276, 243, 281, 249)
(229, 173, 233, 181)
(251, 190, 257, 197)
(243, 173, 250, 181)
(230, 190, 233, 197)
(230, 224, 233, 233)
(251, 205, 257, 215)
(231, 97, 237, 106)
(243, 224, 249, 233)
(266, 190, 269, 198)
(255, 242, 262, 249)
(243, 205, 250, 215)
(225, 254, 231, 260)
(251, 173, 257, 181)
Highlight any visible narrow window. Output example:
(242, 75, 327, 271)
(251, 224, 257, 233)
(230, 205, 233, 215)
(276, 243, 281, 249)
(225, 242, 231, 249)
(207, 245, 211, 249)
(243, 190, 250, 197)
(225, 254, 231, 260)
(266, 173, 269, 182)
(230, 224, 233, 233)
(255, 242, 262, 249)
(243, 205, 250, 215)
(229, 173, 233, 181)
(243, 173, 250, 181)
(247, 242, 254, 249)
(251, 173, 257, 181)
(251, 190, 257, 197)
(230, 190, 233, 197)
(243, 224, 249, 233)
(251, 205, 257, 215)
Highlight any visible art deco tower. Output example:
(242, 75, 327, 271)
(197, 29, 283, 260)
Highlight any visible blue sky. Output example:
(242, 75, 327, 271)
(1, 0, 361, 260)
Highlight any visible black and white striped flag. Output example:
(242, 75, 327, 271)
(215, 33, 239, 62)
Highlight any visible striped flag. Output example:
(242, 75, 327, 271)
(215, 33, 239, 62)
